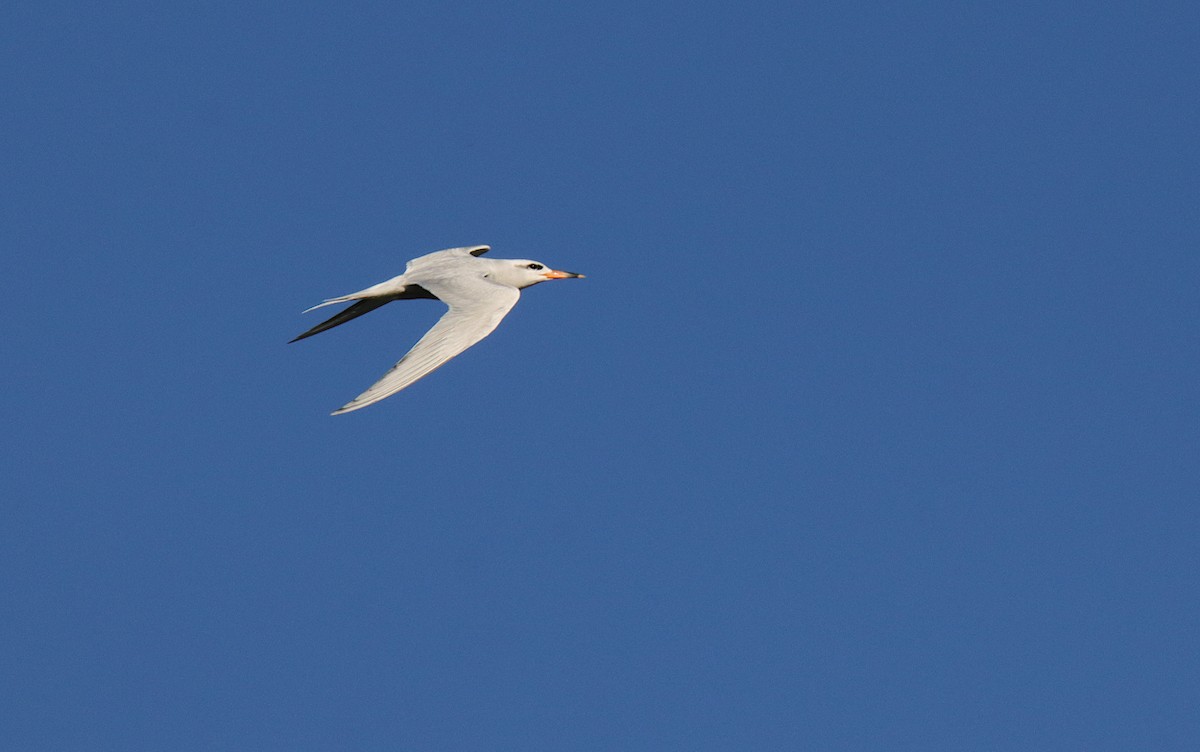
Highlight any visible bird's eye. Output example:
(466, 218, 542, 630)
(527, 263, 544, 270)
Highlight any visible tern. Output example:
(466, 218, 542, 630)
(291, 245, 584, 415)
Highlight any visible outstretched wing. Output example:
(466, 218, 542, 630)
(331, 276, 519, 415)
(289, 285, 438, 343)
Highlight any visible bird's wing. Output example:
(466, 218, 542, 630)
(408, 245, 492, 272)
(332, 274, 520, 414)
(290, 297, 393, 343)
(290, 285, 438, 343)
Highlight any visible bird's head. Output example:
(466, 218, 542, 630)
(501, 260, 586, 289)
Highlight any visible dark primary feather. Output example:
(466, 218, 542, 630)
(289, 285, 438, 343)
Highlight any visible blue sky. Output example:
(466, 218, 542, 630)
(3, 1, 1198, 749)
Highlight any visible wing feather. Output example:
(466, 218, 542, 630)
(331, 277, 519, 414)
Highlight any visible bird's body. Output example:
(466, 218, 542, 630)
(291, 245, 583, 415)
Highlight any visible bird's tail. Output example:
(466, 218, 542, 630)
(301, 295, 359, 314)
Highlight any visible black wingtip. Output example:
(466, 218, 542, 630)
(288, 327, 327, 344)
(288, 298, 395, 344)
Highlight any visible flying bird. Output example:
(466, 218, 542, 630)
(291, 245, 584, 415)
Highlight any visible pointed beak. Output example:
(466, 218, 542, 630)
(542, 269, 585, 279)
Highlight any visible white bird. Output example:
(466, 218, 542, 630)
(291, 245, 584, 415)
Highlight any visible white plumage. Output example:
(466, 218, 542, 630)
(291, 245, 584, 415)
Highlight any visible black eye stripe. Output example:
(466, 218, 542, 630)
(527, 263, 544, 270)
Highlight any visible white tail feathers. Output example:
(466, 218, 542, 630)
(300, 275, 410, 314)
(302, 296, 357, 314)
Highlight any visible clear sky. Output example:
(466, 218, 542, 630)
(3, 1, 1198, 749)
